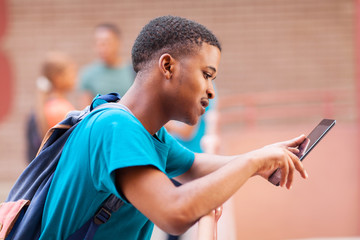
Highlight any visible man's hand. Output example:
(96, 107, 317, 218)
(250, 134, 308, 189)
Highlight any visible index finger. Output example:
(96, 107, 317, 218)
(281, 134, 306, 148)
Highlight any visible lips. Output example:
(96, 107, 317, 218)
(201, 98, 209, 109)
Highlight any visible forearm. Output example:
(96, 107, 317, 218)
(173, 136, 308, 228)
(117, 136, 307, 234)
(116, 154, 255, 235)
(174, 153, 256, 224)
(175, 153, 234, 183)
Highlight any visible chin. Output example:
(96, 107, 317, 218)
(177, 110, 200, 126)
(185, 115, 199, 126)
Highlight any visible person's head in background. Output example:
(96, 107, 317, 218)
(34, 51, 77, 137)
(94, 23, 122, 67)
(39, 51, 77, 95)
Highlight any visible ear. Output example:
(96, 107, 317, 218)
(158, 53, 174, 80)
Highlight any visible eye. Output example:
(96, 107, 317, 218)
(203, 72, 212, 80)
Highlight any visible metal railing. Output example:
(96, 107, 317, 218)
(197, 207, 222, 240)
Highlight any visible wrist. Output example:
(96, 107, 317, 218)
(243, 151, 260, 177)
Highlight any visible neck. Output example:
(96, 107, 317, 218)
(120, 78, 169, 135)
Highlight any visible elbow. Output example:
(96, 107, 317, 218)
(158, 203, 198, 235)
(162, 214, 196, 236)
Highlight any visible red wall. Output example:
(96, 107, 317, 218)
(0, 0, 12, 123)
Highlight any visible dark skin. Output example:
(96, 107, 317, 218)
(116, 43, 308, 235)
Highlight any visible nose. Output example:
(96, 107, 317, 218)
(207, 81, 215, 99)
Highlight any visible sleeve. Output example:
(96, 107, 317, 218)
(88, 110, 167, 202)
(158, 127, 195, 178)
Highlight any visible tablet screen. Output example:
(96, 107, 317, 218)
(296, 119, 336, 161)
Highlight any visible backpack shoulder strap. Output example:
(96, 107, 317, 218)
(93, 102, 132, 114)
(67, 95, 127, 240)
(67, 195, 124, 240)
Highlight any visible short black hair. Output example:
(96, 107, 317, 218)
(95, 23, 121, 37)
(131, 15, 221, 73)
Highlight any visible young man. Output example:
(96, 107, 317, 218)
(39, 16, 308, 239)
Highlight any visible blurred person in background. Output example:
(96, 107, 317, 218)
(26, 51, 77, 163)
(78, 22, 135, 107)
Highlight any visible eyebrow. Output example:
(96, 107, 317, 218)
(207, 66, 217, 73)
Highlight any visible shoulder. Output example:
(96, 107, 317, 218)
(45, 98, 74, 110)
(89, 108, 145, 136)
(44, 98, 75, 128)
(91, 108, 133, 123)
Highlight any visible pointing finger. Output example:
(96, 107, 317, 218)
(281, 134, 306, 148)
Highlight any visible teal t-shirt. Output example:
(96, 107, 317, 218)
(39, 106, 195, 240)
(79, 61, 136, 97)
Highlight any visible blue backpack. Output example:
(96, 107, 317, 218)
(0, 93, 124, 240)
